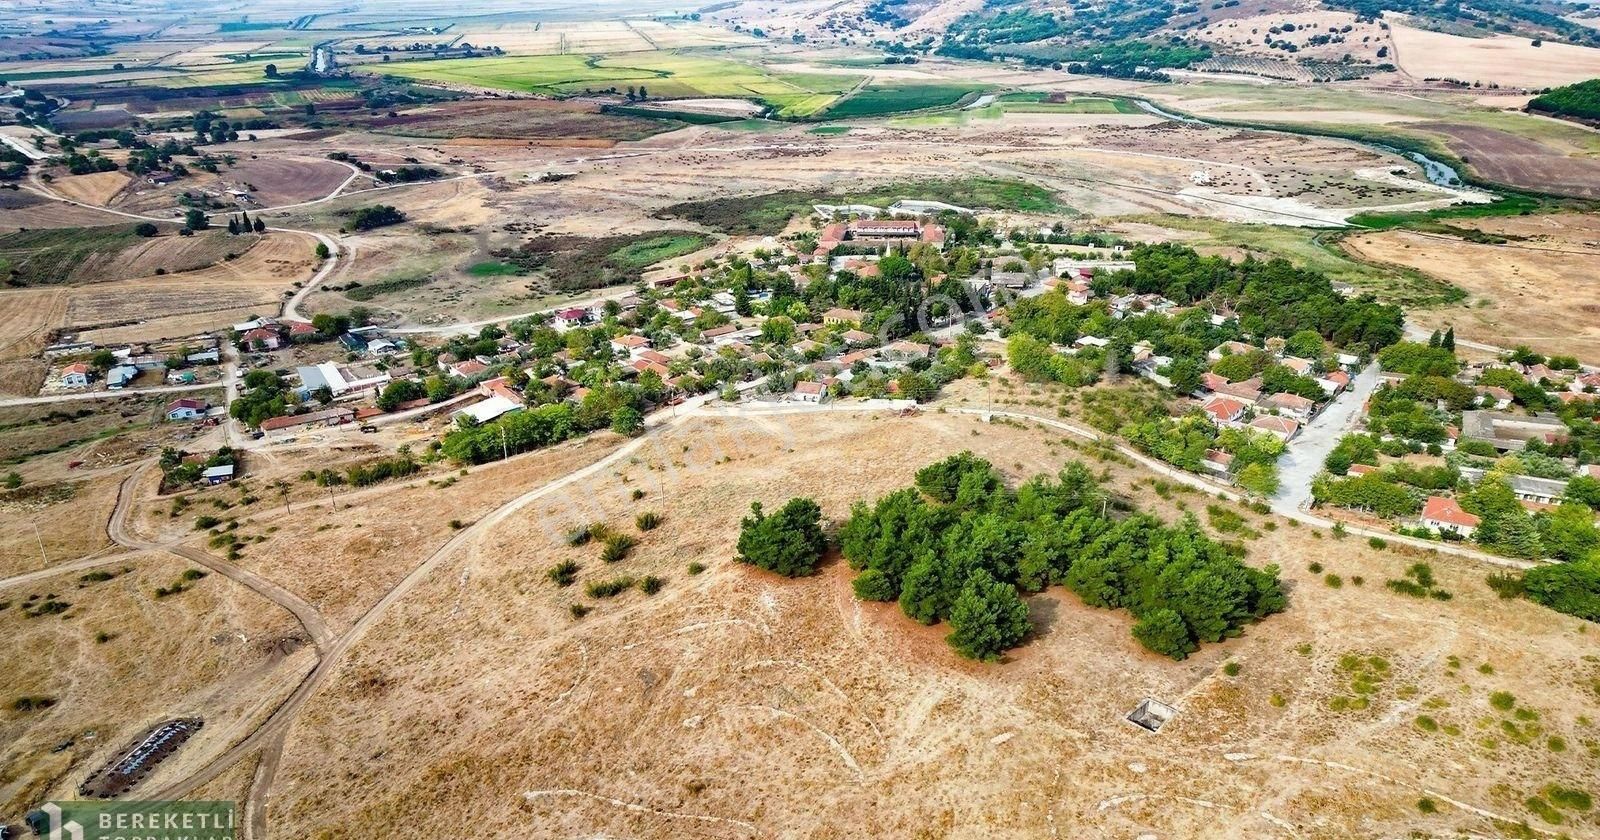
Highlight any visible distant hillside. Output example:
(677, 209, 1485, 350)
(1527, 78, 1600, 121)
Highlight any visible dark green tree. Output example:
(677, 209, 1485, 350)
(946, 568, 1031, 661)
(736, 498, 827, 577)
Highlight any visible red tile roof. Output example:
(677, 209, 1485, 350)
(1422, 496, 1480, 528)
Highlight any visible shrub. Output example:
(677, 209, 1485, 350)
(1489, 691, 1516, 711)
(1415, 715, 1439, 732)
(565, 528, 592, 547)
(1417, 798, 1438, 814)
(600, 534, 637, 563)
(11, 696, 56, 712)
(631, 488, 645, 500)
(1324, 574, 1343, 588)
(1485, 571, 1525, 599)
(1368, 537, 1388, 550)
(1308, 562, 1324, 573)
(569, 603, 591, 619)
(636, 512, 662, 531)
(1544, 785, 1592, 811)
(1222, 661, 1241, 676)
(547, 560, 578, 587)
(853, 568, 897, 601)
(638, 575, 664, 595)
(194, 515, 221, 530)
(687, 561, 706, 575)
(585, 577, 635, 598)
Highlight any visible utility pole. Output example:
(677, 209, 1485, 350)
(33, 521, 47, 565)
(500, 423, 509, 462)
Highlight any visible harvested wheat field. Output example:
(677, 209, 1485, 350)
(259, 411, 1597, 838)
(0, 550, 315, 818)
(0, 288, 67, 395)
(1342, 225, 1600, 362)
(1390, 22, 1600, 88)
(47, 171, 133, 207)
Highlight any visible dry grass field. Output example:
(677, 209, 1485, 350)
(64, 231, 316, 335)
(0, 550, 314, 819)
(1342, 220, 1600, 362)
(1390, 22, 1600, 88)
(235, 410, 1600, 839)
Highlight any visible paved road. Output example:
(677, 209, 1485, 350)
(1272, 361, 1380, 514)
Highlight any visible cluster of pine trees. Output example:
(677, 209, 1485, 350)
(838, 453, 1286, 660)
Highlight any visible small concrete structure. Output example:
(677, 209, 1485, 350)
(1126, 698, 1177, 733)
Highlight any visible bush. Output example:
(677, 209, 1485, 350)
(569, 603, 591, 619)
(547, 560, 578, 587)
(1222, 661, 1241, 676)
(736, 497, 827, 577)
(687, 561, 706, 575)
(1415, 715, 1438, 732)
(1417, 797, 1438, 814)
(1324, 573, 1343, 588)
(852, 568, 897, 601)
(1485, 571, 1525, 599)
(600, 534, 637, 563)
(585, 577, 635, 598)
(1368, 537, 1387, 550)
(566, 528, 592, 547)
(638, 575, 664, 595)
(636, 512, 662, 531)
(1489, 691, 1516, 711)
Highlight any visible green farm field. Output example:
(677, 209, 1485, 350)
(819, 83, 985, 119)
(371, 52, 861, 117)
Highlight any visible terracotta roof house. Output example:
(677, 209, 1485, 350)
(1265, 391, 1315, 419)
(165, 398, 208, 421)
(841, 329, 875, 346)
(59, 362, 91, 388)
(1249, 414, 1300, 441)
(240, 327, 282, 351)
(1420, 496, 1480, 537)
(1202, 397, 1248, 425)
(823, 308, 866, 326)
(793, 380, 827, 403)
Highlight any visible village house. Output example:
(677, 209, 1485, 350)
(165, 398, 209, 421)
(1264, 391, 1315, 421)
(823, 308, 866, 327)
(106, 364, 140, 389)
(701, 324, 737, 344)
(1474, 385, 1515, 410)
(1201, 449, 1234, 476)
(1457, 467, 1569, 508)
(1249, 414, 1300, 442)
(792, 381, 827, 404)
(1208, 340, 1257, 362)
(1420, 496, 1479, 538)
(1317, 369, 1351, 396)
(841, 329, 876, 347)
(556, 308, 591, 328)
(1202, 397, 1249, 425)
(1214, 378, 1263, 403)
(239, 326, 283, 352)
(202, 464, 235, 485)
(59, 363, 91, 388)
(881, 340, 933, 363)
(610, 334, 652, 358)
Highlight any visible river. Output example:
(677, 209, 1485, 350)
(1132, 99, 1463, 187)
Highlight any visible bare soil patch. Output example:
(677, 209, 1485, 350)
(366, 100, 672, 143)
(1421, 122, 1600, 198)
